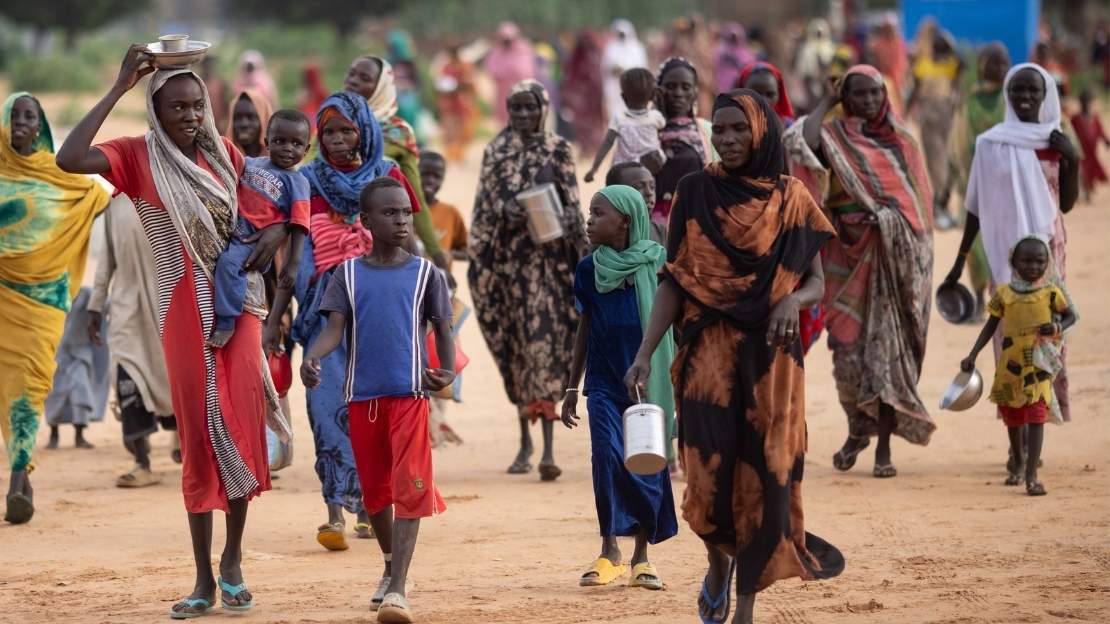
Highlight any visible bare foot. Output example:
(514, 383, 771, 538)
(206, 327, 235, 349)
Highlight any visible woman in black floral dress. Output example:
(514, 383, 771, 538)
(468, 79, 588, 481)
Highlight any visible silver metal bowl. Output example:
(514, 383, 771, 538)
(939, 368, 984, 411)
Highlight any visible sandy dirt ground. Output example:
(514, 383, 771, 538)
(1, 94, 1109, 623)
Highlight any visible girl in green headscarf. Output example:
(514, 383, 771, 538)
(561, 184, 677, 590)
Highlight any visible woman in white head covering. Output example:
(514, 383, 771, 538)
(945, 62, 1081, 422)
(601, 19, 648, 118)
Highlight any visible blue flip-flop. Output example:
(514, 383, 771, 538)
(697, 558, 736, 624)
(169, 597, 214, 619)
(218, 577, 253, 612)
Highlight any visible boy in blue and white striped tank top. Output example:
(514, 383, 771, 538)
(301, 177, 455, 621)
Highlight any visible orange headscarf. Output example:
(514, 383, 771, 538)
(224, 88, 273, 156)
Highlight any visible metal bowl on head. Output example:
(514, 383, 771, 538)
(145, 38, 212, 69)
(936, 282, 975, 324)
(939, 368, 984, 411)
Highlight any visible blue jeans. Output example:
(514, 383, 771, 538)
(213, 218, 261, 331)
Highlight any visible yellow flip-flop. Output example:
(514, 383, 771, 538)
(316, 522, 348, 551)
(579, 557, 628, 586)
(629, 562, 663, 590)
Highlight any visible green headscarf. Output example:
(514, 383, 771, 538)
(3, 92, 54, 153)
(593, 185, 676, 437)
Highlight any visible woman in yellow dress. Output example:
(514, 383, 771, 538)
(0, 92, 109, 524)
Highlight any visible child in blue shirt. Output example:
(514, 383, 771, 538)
(209, 109, 311, 347)
(300, 176, 455, 622)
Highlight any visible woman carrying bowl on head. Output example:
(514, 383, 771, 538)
(468, 79, 588, 481)
(784, 65, 936, 478)
(625, 90, 842, 624)
(57, 45, 289, 618)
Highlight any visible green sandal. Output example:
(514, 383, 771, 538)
(169, 597, 214, 619)
(219, 577, 253, 612)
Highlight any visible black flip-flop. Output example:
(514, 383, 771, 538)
(507, 460, 532, 475)
(4, 493, 33, 524)
(1026, 481, 1047, 496)
(832, 438, 870, 471)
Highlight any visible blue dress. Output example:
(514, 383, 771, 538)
(574, 256, 678, 543)
(292, 241, 364, 514)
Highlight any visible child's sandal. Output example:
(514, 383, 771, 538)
(1003, 472, 1023, 486)
(1026, 481, 1047, 496)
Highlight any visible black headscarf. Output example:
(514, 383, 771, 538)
(709, 89, 786, 201)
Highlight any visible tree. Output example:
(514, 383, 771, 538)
(227, 0, 400, 38)
(0, 0, 152, 50)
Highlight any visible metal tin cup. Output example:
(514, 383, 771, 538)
(159, 34, 189, 53)
(515, 183, 565, 244)
(623, 387, 667, 475)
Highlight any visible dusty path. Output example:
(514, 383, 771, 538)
(1, 107, 1108, 623)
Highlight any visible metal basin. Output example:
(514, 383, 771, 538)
(939, 368, 984, 411)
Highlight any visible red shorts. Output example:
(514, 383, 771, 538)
(348, 397, 446, 519)
(999, 400, 1049, 428)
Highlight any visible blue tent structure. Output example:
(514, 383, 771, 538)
(901, 0, 1041, 62)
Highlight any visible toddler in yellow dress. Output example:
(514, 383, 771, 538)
(961, 236, 1077, 496)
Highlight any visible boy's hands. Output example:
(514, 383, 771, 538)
(584, 169, 596, 183)
(960, 356, 975, 373)
(423, 368, 455, 392)
(1039, 322, 1059, 336)
(560, 392, 580, 429)
(262, 321, 281, 355)
(301, 357, 322, 388)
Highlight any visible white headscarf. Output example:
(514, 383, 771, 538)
(965, 62, 1061, 285)
(366, 56, 399, 121)
(145, 69, 238, 281)
(601, 18, 648, 117)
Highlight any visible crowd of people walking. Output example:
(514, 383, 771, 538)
(0, 10, 1105, 623)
